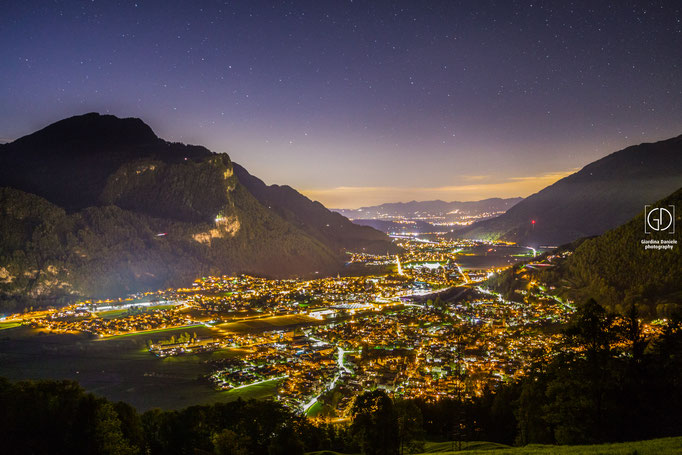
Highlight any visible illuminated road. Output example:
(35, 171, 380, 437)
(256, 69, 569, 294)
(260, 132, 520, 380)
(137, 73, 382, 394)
(338, 347, 353, 374)
(454, 262, 469, 283)
(302, 369, 340, 414)
(301, 336, 354, 414)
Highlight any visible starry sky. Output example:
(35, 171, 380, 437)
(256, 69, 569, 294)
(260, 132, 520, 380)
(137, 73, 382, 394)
(1, 1, 681, 208)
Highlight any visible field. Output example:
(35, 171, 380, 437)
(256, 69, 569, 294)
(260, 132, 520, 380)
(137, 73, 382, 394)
(307, 437, 682, 454)
(0, 321, 22, 330)
(215, 314, 319, 333)
(95, 305, 177, 320)
(223, 377, 283, 401)
(0, 325, 260, 411)
(0, 313, 314, 410)
(305, 401, 323, 417)
(100, 324, 206, 340)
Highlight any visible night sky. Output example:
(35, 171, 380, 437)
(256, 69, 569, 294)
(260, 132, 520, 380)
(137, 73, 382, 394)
(2, 1, 681, 208)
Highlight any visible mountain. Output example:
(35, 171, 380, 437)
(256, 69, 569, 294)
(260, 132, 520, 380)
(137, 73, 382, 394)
(558, 186, 682, 315)
(457, 135, 682, 247)
(334, 198, 522, 223)
(487, 187, 681, 317)
(232, 163, 397, 254)
(0, 113, 394, 311)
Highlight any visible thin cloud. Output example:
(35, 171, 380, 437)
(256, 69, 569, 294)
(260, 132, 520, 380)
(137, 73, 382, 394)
(460, 174, 491, 182)
(302, 169, 577, 208)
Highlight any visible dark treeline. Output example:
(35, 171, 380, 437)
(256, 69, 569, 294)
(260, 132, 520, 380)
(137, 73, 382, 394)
(1, 299, 681, 455)
(414, 300, 682, 447)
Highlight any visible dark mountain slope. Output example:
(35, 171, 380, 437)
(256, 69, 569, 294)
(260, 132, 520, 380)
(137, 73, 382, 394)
(232, 163, 397, 254)
(0, 113, 214, 216)
(0, 113, 361, 310)
(487, 187, 681, 317)
(0, 184, 339, 311)
(559, 186, 682, 315)
(458, 134, 682, 247)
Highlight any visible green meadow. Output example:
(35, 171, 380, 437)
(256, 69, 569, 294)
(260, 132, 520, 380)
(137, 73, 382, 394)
(307, 436, 682, 454)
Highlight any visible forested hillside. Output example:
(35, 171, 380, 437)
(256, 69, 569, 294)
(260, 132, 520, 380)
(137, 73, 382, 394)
(487, 187, 681, 318)
(0, 114, 394, 312)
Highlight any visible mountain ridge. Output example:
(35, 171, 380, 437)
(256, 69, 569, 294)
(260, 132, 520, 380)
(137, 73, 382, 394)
(488, 186, 682, 317)
(456, 134, 682, 246)
(560, 186, 682, 314)
(232, 163, 397, 254)
(334, 197, 523, 219)
(0, 113, 394, 311)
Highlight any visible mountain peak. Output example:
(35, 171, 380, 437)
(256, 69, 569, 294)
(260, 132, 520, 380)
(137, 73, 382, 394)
(13, 112, 159, 149)
(0, 113, 212, 211)
(0, 115, 396, 303)
(457, 133, 682, 246)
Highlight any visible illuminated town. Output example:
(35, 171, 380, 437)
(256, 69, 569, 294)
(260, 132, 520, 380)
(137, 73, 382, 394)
(3, 236, 593, 418)
(5, 236, 660, 422)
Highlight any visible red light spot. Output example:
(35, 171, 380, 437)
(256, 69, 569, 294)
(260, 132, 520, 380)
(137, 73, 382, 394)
(531, 220, 536, 224)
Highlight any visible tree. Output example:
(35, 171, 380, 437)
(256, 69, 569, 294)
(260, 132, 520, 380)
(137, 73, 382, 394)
(94, 402, 138, 455)
(394, 400, 424, 454)
(450, 326, 468, 451)
(114, 401, 145, 451)
(350, 390, 399, 455)
(515, 369, 553, 445)
(564, 298, 616, 362)
(267, 425, 304, 455)
(212, 429, 249, 455)
(647, 311, 682, 437)
(545, 299, 620, 444)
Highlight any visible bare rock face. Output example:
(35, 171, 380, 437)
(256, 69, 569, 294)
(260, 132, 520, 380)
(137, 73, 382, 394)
(101, 154, 238, 223)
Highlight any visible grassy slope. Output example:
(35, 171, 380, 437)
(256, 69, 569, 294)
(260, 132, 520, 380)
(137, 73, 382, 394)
(307, 437, 682, 455)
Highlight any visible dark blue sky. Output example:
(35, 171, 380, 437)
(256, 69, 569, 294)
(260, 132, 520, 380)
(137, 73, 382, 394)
(2, 0, 681, 207)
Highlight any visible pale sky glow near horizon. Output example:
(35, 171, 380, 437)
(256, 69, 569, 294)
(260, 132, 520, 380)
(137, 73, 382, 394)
(2, 1, 681, 209)
(299, 168, 578, 208)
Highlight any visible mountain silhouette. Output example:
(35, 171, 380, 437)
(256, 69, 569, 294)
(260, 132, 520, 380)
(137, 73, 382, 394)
(457, 134, 682, 247)
(0, 113, 394, 310)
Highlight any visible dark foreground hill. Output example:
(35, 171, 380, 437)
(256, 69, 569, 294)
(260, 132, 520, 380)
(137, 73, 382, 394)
(0, 113, 393, 311)
(457, 134, 682, 247)
(2, 375, 681, 455)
